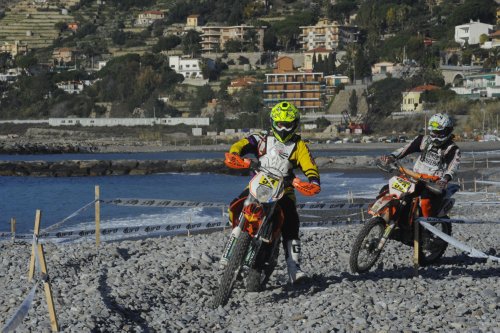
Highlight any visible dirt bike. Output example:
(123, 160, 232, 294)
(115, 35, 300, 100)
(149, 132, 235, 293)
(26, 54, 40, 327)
(212, 152, 319, 308)
(349, 160, 460, 274)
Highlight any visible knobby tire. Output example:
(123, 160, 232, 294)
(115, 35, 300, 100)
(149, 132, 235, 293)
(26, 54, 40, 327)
(418, 217, 452, 266)
(212, 232, 251, 308)
(349, 217, 386, 274)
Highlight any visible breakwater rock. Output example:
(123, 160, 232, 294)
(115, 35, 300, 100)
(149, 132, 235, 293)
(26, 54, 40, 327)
(0, 142, 96, 154)
(0, 159, 228, 177)
(0, 156, 379, 177)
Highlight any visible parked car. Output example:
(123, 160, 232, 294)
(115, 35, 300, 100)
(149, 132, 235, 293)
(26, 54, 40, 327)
(385, 136, 398, 143)
(398, 135, 408, 143)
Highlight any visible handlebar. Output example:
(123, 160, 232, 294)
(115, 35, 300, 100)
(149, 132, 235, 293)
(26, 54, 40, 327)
(376, 159, 443, 195)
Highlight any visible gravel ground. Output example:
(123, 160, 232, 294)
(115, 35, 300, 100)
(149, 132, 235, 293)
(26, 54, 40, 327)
(0, 202, 499, 332)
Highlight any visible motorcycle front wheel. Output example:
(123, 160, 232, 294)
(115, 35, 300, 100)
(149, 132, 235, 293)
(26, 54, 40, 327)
(349, 217, 386, 274)
(418, 217, 452, 266)
(212, 232, 251, 308)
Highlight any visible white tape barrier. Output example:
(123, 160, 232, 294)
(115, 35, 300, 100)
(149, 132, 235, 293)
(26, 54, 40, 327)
(2, 237, 42, 333)
(302, 219, 364, 228)
(1, 284, 38, 333)
(102, 198, 227, 208)
(297, 202, 370, 210)
(42, 199, 97, 233)
(3, 221, 226, 242)
(474, 180, 500, 186)
(103, 198, 372, 211)
(420, 217, 500, 224)
(103, 197, 499, 211)
(419, 220, 500, 262)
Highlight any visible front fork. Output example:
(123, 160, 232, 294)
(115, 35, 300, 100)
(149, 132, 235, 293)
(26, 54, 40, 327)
(376, 222, 396, 251)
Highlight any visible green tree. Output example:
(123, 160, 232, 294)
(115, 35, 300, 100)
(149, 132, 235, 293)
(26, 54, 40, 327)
(182, 30, 202, 57)
(15, 54, 37, 69)
(111, 30, 127, 45)
(315, 117, 331, 130)
(224, 39, 243, 52)
(212, 111, 226, 131)
(153, 35, 181, 53)
(349, 90, 358, 117)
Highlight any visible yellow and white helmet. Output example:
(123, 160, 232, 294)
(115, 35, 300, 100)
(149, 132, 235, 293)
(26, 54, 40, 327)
(270, 101, 300, 143)
(428, 113, 453, 145)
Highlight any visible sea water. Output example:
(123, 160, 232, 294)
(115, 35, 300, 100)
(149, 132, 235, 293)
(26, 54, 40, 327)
(0, 171, 386, 233)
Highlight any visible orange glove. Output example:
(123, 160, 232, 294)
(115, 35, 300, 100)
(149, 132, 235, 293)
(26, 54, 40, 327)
(293, 177, 321, 196)
(224, 152, 251, 169)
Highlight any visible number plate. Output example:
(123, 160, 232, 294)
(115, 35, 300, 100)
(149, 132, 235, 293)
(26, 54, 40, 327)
(258, 175, 279, 188)
(391, 177, 411, 193)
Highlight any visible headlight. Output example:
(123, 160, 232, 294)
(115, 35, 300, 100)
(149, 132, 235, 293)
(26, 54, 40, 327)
(256, 185, 272, 202)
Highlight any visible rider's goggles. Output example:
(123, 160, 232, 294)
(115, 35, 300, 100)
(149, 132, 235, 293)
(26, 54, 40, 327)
(430, 129, 447, 139)
(274, 121, 294, 131)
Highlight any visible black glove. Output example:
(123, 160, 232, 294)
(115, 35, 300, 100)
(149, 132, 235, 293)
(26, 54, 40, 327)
(436, 176, 450, 190)
(380, 155, 396, 165)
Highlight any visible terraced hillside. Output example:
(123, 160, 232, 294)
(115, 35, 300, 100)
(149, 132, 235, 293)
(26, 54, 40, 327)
(0, 0, 76, 50)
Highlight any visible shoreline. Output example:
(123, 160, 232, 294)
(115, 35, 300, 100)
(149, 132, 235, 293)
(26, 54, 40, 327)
(95, 140, 500, 154)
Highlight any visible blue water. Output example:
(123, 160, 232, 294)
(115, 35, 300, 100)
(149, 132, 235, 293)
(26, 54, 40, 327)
(0, 149, 386, 162)
(0, 172, 385, 233)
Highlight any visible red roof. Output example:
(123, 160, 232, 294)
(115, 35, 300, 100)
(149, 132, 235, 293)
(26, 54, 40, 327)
(410, 85, 440, 92)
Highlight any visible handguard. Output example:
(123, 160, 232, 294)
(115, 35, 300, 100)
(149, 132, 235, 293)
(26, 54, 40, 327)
(292, 177, 321, 196)
(224, 152, 251, 169)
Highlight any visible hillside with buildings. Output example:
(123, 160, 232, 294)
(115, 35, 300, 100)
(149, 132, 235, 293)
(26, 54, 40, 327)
(0, 0, 499, 141)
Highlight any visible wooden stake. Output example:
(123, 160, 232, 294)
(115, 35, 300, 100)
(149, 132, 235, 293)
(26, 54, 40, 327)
(10, 217, 16, 242)
(28, 210, 59, 332)
(95, 185, 101, 247)
(413, 200, 420, 277)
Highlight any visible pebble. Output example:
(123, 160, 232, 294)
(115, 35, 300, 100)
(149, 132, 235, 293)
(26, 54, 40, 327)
(0, 210, 498, 332)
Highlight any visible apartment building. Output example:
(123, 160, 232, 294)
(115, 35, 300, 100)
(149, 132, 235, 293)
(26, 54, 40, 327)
(299, 18, 359, 51)
(200, 25, 265, 53)
(263, 57, 325, 112)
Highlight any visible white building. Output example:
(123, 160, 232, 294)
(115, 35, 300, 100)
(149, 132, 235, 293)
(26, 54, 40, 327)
(48, 117, 210, 127)
(168, 56, 203, 79)
(56, 80, 94, 94)
(450, 72, 500, 98)
(455, 20, 493, 46)
(0, 68, 23, 82)
(136, 10, 164, 26)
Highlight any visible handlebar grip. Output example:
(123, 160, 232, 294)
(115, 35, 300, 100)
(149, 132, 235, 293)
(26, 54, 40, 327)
(224, 153, 251, 169)
(293, 178, 321, 196)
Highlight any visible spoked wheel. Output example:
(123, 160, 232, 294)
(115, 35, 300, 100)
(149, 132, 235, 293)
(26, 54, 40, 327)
(212, 232, 251, 308)
(246, 238, 280, 292)
(419, 217, 452, 266)
(349, 217, 387, 274)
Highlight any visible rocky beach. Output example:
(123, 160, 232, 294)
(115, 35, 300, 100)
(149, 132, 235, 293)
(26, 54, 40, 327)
(0, 199, 499, 332)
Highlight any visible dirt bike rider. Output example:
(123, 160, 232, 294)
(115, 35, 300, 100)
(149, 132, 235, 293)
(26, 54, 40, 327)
(380, 113, 461, 218)
(226, 101, 321, 284)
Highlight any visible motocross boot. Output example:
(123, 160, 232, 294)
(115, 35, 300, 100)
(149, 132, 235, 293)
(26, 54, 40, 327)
(285, 239, 307, 284)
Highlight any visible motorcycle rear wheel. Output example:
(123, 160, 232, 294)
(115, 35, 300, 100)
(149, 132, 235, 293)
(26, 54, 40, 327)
(212, 232, 251, 308)
(349, 217, 386, 274)
(246, 238, 280, 292)
(418, 217, 452, 266)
